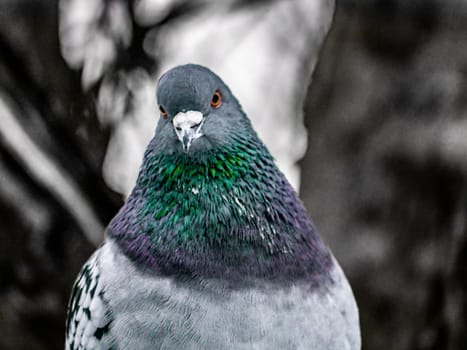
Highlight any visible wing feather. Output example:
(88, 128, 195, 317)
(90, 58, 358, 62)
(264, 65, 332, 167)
(65, 249, 112, 350)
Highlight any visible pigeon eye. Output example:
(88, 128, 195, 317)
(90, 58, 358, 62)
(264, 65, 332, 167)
(211, 91, 222, 108)
(159, 105, 168, 118)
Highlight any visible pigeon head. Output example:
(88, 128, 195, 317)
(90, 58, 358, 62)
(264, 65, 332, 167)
(155, 64, 248, 154)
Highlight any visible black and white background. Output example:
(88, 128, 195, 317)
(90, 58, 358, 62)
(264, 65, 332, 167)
(0, 0, 466, 349)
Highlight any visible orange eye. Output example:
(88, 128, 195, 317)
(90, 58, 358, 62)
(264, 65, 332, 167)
(159, 105, 168, 118)
(211, 91, 222, 108)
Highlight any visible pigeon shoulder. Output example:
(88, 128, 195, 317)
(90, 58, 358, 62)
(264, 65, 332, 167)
(65, 245, 112, 350)
(235, 258, 361, 349)
(315, 257, 361, 350)
(65, 239, 164, 349)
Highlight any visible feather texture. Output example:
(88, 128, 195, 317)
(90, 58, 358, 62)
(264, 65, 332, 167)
(65, 64, 360, 349)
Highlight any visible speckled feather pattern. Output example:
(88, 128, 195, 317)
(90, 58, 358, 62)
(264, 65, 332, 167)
(65, 250, 111, 350)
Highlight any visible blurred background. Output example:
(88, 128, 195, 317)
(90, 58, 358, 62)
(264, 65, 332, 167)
(0, 0, 466, 349)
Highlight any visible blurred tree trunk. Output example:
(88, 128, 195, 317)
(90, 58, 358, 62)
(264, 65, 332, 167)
(302, 1, 467, 349)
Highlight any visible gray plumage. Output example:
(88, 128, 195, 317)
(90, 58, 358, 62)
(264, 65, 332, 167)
(67, 241, 359, 349)
(65, 64, 361, 349)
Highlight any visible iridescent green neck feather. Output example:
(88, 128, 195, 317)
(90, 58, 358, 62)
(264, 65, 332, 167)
(108, 132, 332, 282)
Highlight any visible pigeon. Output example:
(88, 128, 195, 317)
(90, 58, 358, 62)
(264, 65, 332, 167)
(65, 64, 361, 349)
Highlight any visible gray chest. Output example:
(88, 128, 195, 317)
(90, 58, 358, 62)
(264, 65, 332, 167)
(100, 243, 360, 350)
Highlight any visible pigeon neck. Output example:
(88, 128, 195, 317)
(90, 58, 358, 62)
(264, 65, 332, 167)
(108, 134, 333, 283)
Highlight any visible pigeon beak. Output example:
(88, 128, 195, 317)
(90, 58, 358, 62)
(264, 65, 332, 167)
(172, 111, 204, 152)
